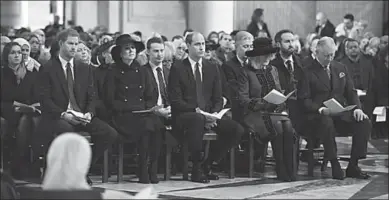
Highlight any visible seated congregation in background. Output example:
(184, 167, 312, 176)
(0, 7, 387, 194)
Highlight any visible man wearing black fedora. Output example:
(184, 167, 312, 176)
(105, 34, 165, 184)
(238, 37, 298, 181)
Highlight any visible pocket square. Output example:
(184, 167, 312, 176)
(339, 72, 345, 78)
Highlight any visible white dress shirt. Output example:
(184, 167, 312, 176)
(58, 55, 75, 80)
(149, 62, 165, 106)
(188, 57, 203, 81)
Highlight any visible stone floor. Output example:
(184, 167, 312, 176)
(17, 138, 388, 199)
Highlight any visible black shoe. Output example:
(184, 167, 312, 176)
(203, 164, 219, 180)
(86, 175, 93, 186)
(331, 160, 344, 180)
(191, 165, 210, 183)
(346, 166, 371, 179)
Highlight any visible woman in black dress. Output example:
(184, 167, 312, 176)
(1, 42, 41, 179)
(238, 37, 297, 181)
(105, 34, 164, 184)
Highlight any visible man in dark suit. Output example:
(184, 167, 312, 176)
(222, 31, 254, 122)
(298, 37, 371, 180)
(271, 29, 305, 135)
(339, 38, 374, 108)
(302, 37, 320, 68)
(34, 29, 118, 181)
(315, 12, 336, 38)
(168, 32, 244, 183)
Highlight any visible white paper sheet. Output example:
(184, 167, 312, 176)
(323, 98, 356, 114)
(373, 106, 387, 122)
(355, 89, 367, 97)
(263, 89, 296, 105)
(200, 108, 231, 119)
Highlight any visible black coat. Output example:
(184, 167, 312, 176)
(222, 56, 246, 120)
(1, 66, 40, 124)
(39, 57, 97, 118)
(93, 64, 112, 122)
(105, 61, 163, 140)
(247, 21, 271, 39)
(168, 58, 223, 117)
(366, 60, 388, 116)
(315, 20, 336, 38)
(298, 60, 362, 120)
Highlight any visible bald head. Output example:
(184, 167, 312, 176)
(316, 12, 327, 26)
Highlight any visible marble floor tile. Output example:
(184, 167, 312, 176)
(370, 194, 389, 199)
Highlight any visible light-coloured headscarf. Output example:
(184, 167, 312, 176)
(99, 35, 113, 45)
(13, 38, 41, 71)
(42, 133, 92, 190)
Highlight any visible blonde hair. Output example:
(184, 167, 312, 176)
(163, 41, 175, 61)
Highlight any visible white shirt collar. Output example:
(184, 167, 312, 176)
(58, 54, 74, 69)
(236, 56, 246, 66)
(188, 56, 202, 68)
(149, 61, 163, 71)
(281, 54, 293, 64)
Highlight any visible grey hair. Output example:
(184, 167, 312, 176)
(316, 36, 337, 53)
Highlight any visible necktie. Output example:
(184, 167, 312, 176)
(66, 63, 81, 112)
(156, 67, 169, 106)
(195, 62, 205, 110)
(285, 60, 293, 74)
(324, 66, 331, 80)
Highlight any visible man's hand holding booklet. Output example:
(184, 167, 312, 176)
(13, 101, 41, 114)
(323, 98, 356, 114)
(65, 110, 92, 125)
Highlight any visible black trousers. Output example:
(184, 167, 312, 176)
(32, 117, 118, 165)
(307, 112, 371, 161)
(175, 112, 244, 163)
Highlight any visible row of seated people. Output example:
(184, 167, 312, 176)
(0, 28, 377, 185)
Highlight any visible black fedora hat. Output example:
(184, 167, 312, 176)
(245, 37, 279, 57)
(115, 34, 145, 53)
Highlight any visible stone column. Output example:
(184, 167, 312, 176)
(188, 1, 234, 37)
(0, 1, 28, 28)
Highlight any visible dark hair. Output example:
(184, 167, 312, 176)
(147, 37, 164, 49)
(50, 38, 60, 58)
(133, 31, 142, 38)
(207, 31, 218, 40)
(57, 28, 80, 44)
(171, 35, 184, 42)
(161, 35, 168, 42)
(344, 14, 354, 21)
(344, 38, 358, 48)
(274, 29, 294, 43)
(183, 28, 194, 36)
(74, 26, 84, 33)
(230, 30, 240, 38)
(1, 42, 21, 67)
(251, 8, 264, 22)
(335, 36, 348, 60)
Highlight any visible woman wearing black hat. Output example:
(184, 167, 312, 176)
(105, 34, 164, 184)
(238, 37, 297, 182)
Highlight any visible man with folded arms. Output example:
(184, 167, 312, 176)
(298, 36, 371, 180)
(168, 32, 244, 183)
(33, 29, 118, 183)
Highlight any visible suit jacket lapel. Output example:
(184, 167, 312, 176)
(201, 60, 209, 90)
(55, 58, 69, 98)
(146, 63, 159, 92)
(73, 61, 81, 101)
(312, 61, 331, 90)
(183, 58, 195, 84)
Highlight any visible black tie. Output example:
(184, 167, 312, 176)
(156, 67, 169, 106)
(66, 63, 81, 112)
(285, 60, 293, 74)
(195, 62, 205, 110)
